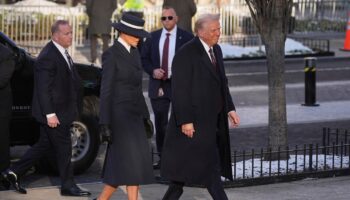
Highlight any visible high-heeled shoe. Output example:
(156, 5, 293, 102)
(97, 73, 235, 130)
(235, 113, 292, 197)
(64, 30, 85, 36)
(1, 170, 27, 194)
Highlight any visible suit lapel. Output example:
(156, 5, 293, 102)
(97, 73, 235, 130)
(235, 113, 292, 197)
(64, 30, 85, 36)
(213, 45, 224, 80)
(154, 30, 161, 65)
(194, 37, 220, 83)
(175, 29, 182, 51)
(50, 41, 72, 73)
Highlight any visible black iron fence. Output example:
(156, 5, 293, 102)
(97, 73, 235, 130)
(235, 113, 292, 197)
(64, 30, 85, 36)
(322, 127, 349, 155)
(287, 37, 330, 52)
(154, 127, 350, 187)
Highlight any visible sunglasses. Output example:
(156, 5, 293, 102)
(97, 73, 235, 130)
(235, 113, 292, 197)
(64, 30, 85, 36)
(161, 16, 174, 21)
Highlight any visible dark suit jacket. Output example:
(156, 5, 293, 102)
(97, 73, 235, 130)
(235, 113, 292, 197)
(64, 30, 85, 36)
(32, 41, 81, 125)
(141, 27, 193, 99)
(0, 43, 15, 118)
(161, 37, 234, 184)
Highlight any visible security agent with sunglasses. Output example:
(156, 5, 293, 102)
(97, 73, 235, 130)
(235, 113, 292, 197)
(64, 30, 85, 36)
(141, 6, 193, 169)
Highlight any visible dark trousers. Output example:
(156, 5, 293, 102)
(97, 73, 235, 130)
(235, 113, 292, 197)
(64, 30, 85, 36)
(151, 98, 170, 156)
(0, 117, 10, 172)
(11, 123, 74, 189)
(90, 34, 110, 63)
(163, 149, 228, 200)
(162, 171, 228, 200)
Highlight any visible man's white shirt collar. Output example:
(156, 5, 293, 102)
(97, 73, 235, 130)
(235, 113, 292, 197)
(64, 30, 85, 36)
(199, 38, 213, 61)
(199, 38, 211, 53)
(52, 40, 67, 56)
(161, 25, 177, 36)
(52, 40, 71, 66)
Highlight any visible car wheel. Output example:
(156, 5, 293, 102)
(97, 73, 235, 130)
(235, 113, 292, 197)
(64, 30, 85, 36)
(70, 116, 99, 174)
(36, 96, 100, 175)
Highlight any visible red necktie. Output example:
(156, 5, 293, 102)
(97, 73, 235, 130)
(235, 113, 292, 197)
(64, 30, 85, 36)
(161, 33, 170, 80)
(209, 48, 217, 68)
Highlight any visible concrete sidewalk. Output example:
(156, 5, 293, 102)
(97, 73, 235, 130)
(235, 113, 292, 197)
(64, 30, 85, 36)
(1, 176, 350, 199)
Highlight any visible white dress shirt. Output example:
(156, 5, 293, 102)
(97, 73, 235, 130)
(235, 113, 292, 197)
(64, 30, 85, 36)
(199, 38, 214, 63)
(46, 40, 73, 119)
(159, 26, 177, 78)
(52, 40, 72, 68)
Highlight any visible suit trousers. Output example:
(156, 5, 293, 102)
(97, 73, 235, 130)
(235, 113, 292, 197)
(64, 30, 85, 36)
(90, 34, 110, 63)
(0, 117, 10, 172)
(162, 147, 228, 200)
(151, 97, 171, 156)
(11, 123, 75, 189)
(162, 169, 228, 200)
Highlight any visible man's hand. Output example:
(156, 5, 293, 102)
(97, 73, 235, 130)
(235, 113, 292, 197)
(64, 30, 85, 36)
(181, 123, 195, 138)
(99, 125, 112, 144)
(153, 68, 165, 79)
(228, 111, 240, 128)
(47, 115, 60, 128)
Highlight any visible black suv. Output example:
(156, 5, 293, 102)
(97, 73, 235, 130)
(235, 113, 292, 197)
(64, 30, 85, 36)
(0, 32, 101, 174)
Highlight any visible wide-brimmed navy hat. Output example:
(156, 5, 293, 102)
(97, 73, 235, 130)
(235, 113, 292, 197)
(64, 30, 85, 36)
(112, 13, 150, 38)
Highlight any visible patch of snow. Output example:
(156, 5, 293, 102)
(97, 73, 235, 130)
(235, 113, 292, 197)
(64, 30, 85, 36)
(220, 38, 314, 59)
(230, 154, 349, 179)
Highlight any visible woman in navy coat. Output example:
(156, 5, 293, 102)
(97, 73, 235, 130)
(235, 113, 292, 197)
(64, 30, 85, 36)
(96, 14, 154, 200)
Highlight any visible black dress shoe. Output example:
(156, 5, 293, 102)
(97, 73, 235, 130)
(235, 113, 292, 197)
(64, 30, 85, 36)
(1, 170, 27, 194)
(60, 185, 91, 197)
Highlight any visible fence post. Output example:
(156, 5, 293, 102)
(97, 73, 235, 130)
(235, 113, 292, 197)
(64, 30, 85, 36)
(322, 127, 326, 154)
(309, 144, 313, 171)
(302, 57, 319, 106)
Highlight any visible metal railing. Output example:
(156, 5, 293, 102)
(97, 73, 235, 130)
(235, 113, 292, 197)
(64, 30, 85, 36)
(0, 4, 87, 55)
(1, 1, 347, 56)
(288, 36, 331, 52)
(322, 127, 349, 155)
(293, 0, 349, 21)
(153, 128, 350, 187)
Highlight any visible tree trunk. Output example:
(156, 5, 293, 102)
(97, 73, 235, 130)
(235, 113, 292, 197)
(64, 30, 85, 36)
(264, 30, 288, 160)
(245, 0, 292, 160)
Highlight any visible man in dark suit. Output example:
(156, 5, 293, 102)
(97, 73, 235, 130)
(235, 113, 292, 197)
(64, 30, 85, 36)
(163, 0, 197, 32)
(160, 14, 240, 200)
(0, 43, 15, 191)
(141, 6, 193, 169)
(1, 20, 91, 197)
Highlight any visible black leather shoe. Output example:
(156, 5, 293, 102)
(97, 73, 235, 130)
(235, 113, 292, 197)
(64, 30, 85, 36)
(60, 185, 91, 197)
(1, 170, 27, 194)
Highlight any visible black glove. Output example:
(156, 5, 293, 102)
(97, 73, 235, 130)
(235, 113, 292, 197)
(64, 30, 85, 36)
(99, 124, 112, 144)
(144, 118, 154, 139)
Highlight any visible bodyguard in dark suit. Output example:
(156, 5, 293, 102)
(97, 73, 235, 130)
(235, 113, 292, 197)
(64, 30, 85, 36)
(141, 6, 193, 168)
(0, 43, 15, 190)
(160, 14, 240, 200)
(1, 20, 90, 197)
